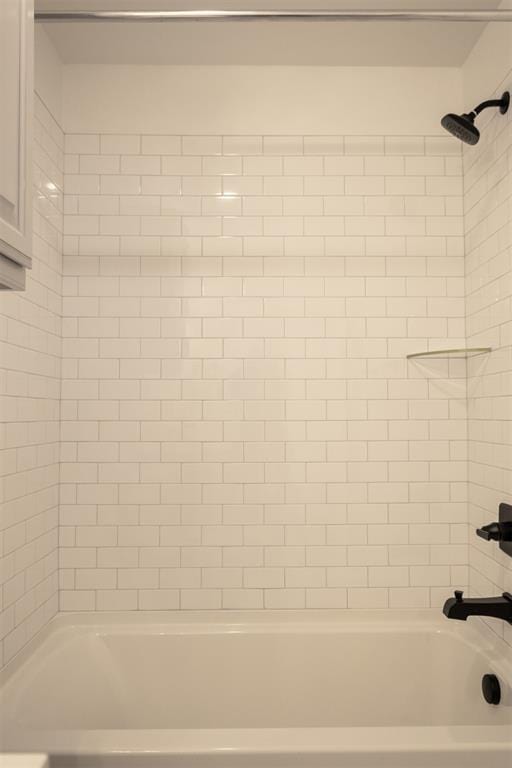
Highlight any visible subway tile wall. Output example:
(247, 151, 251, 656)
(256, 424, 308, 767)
(60, 132, 469, 612)
(465, 75, 512, 649)
(0, 96, 63, 667)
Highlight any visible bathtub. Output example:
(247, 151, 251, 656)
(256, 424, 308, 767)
(1, 610, 511, 768)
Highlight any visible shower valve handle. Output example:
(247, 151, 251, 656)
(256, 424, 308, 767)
(476, 523, 501, 541)
(476, 505, 512, 558)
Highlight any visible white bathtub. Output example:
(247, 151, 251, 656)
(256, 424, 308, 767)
(1, 610, 511, 767)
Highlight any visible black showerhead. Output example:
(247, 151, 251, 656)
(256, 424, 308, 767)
(441, 91, 510, 146)
(441, 112, 480, 145)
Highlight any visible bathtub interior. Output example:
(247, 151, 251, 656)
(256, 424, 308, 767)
(1, 613, 512, 734)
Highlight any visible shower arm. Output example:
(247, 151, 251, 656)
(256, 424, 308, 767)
(474, 99, 504, 115)
(472, 92, 511, 116)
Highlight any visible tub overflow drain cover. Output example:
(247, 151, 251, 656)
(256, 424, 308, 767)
(482, 674, 501, 705)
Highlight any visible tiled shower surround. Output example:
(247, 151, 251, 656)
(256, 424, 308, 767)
(0, 97, 63, 666)
(465, 73, 512, 647)
(59, 133, 469, 612)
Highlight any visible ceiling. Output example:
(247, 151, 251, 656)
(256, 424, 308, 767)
(37, 0, 502, 66)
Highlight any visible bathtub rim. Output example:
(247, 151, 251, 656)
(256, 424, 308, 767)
(2, 723, 512, 760)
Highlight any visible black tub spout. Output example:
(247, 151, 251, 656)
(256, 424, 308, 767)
(443, 590, 512, 624)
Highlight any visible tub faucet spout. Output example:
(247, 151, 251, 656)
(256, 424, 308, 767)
(443, 590, 512, 624)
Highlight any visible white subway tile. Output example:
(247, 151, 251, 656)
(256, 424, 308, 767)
(223, 136, 263, 155)
(141, 135, 181, 155)
(101, 134, 141, 155)
(183, 136, 222, 155)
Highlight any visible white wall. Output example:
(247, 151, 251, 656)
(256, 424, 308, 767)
(61, 65, 462, 136)
(35, 26, 63, 126)
(462, 4, 512, 108)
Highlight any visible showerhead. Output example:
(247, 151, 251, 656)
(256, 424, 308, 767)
(441, 112, 480, 145)
(441, 91, 509, 146)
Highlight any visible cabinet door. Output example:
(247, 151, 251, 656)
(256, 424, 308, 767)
(0, 0, 33, 285)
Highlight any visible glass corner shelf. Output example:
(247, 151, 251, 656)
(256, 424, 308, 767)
(407, 347, 492, 360)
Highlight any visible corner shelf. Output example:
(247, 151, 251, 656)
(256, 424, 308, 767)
(407, 347, 492, 360)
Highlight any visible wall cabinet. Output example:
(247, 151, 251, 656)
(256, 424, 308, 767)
(0, 0, 33, 290)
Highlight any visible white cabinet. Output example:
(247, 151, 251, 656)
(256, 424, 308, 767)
(0, 0, 33, 290)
